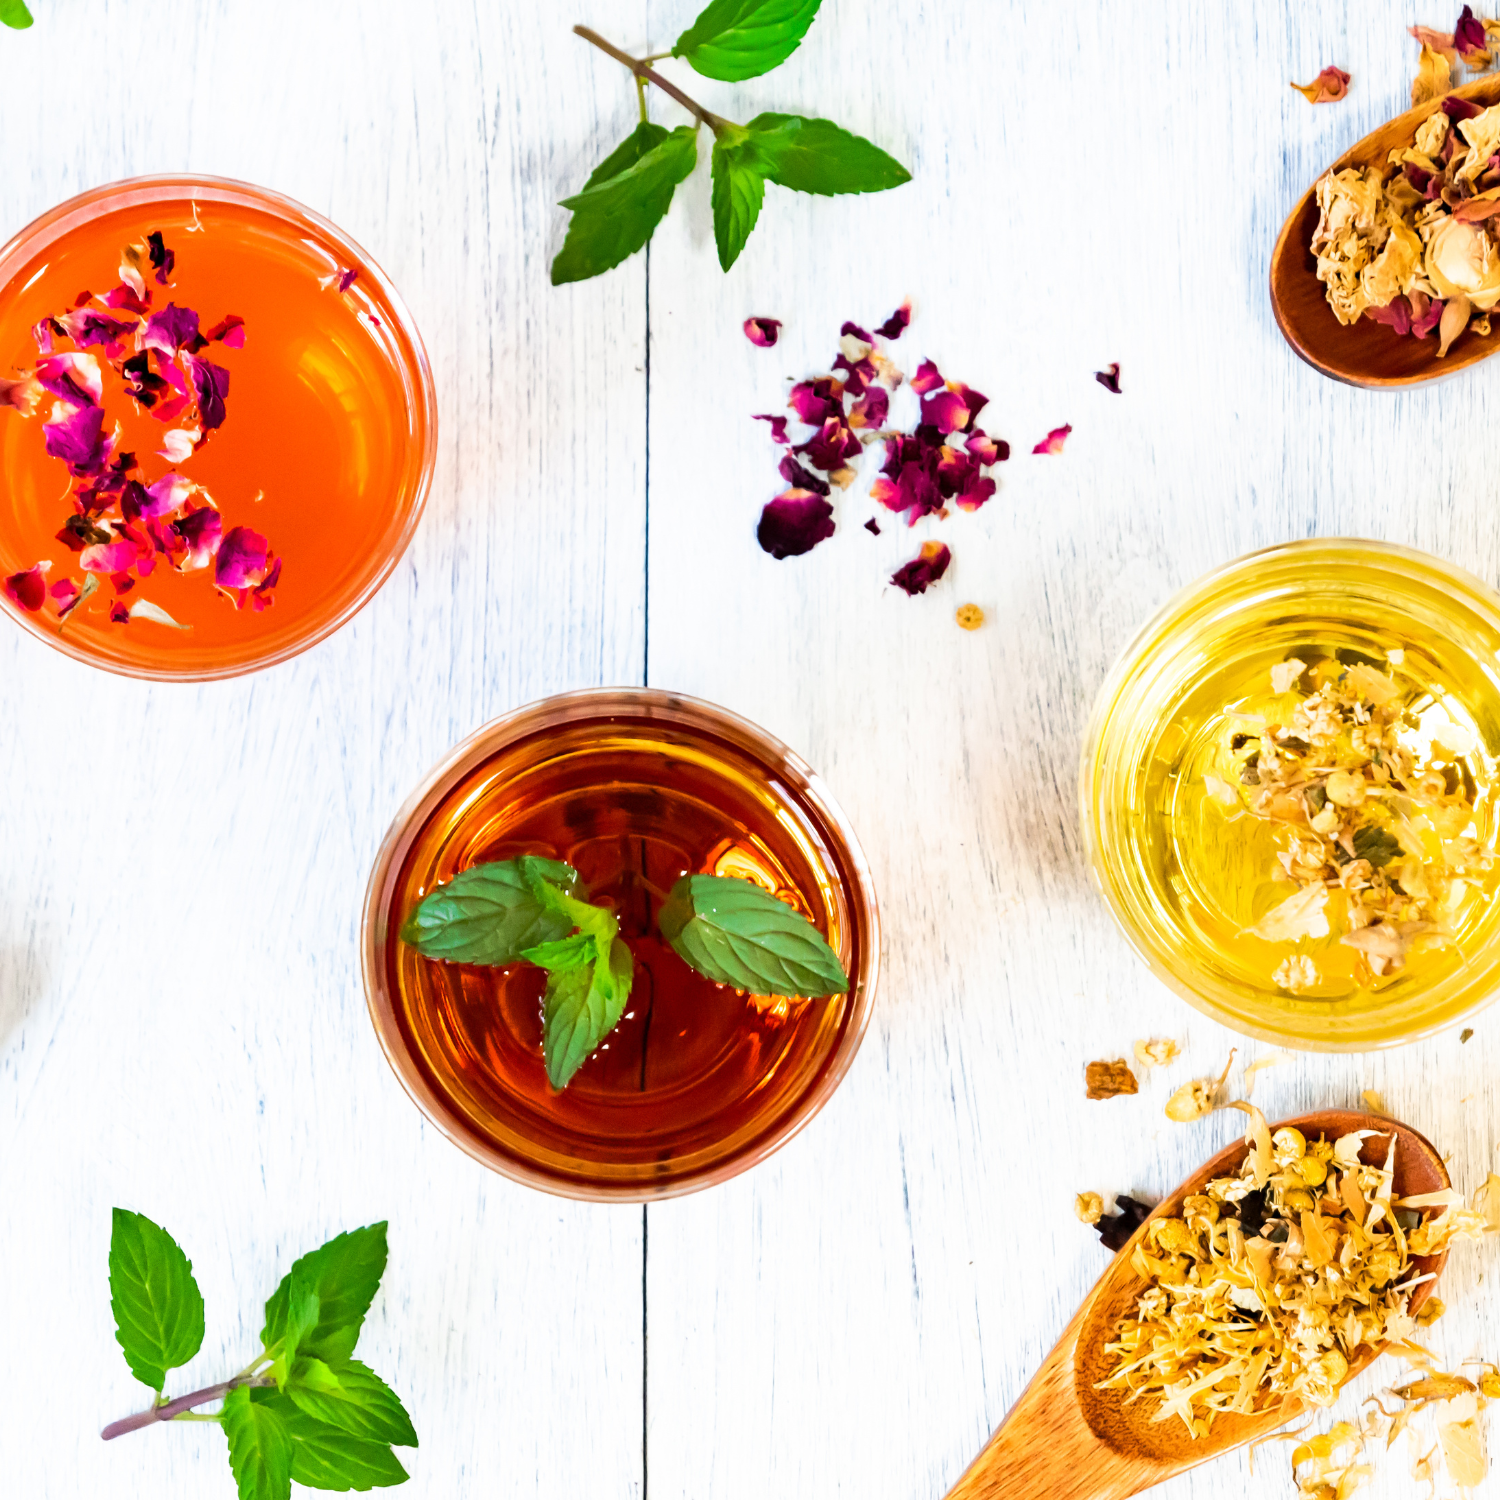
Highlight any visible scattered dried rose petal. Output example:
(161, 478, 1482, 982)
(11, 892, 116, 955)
(757, 490, 835, 559)
(965, 430, 1008, 465)
(848, 386, 888, 429)
(49, 577, 79, 612)
(875, 300, 912, 340)
(109, 599, 130, 624)
(1410, 23, 1459, 64)
(778, 454, 830, 495)
(909, 358, 945, 395)
(2, 562, 50, 612)
(794, 416, 861, 471)
(141, 303, 200, 355)
(79, 538, 139, 574)
(890, 540, 951, 596)
(743, 316, 781, 348)
(56, 308, 135, 352)
(1413, 41, 1453, 106)
(955, 603, 983, 630)
(44, 403, 106, 472)
(1456, 5, 1490, 63)
(1094, 362, 1122, 393)
(787, 376, 843, 425)
(1096, 1196, 1154, 1252)
(1032, 423, 1072, 456)
(1367, 296, 1414, 335)
(174, 506, 223, 571)
(36, 351, 103, 408)
(752, 413, 790, 445)
(215, 526, 271, 590)
(1085, 1058, 1139, 1100)
(147, 231, 175, 285)
(249, 557, 282, 612)
(184, 354, 230, 430)
(1291, 66, 1351, 104)
(202, 314, 246, 348)
(863, 517, 880, 535)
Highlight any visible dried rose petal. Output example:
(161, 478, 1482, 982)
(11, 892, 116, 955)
(79, 538, 140, 574)
(146, 231, 175, 285)
(174, 505, 223, 571)
(121, 352, 169, 410)
(848, 386, 889, 430)
(757, 490, 835, 559)
(875, 300, 912, 339)
(864, 518, 880, 535)
(141, 303, 201, 355)
(1290, 66, 1351, 104)
(1032, 423, 1072, 456)
(1094, 362, 1122, 394)
(57, 308, 137, 352)
(794, 416, 861, 472)
(1456, 5, 1489, 62)
(1442, 93, 1483, 123)
(1096, 1196, 1154, 1252)
(44, 403, 105, 472)
(1367, 296, 1414, 336)
(202, 314, 246, 348)
(909, 358, 945, 395)
(109, 599, 130, 624)
(1412, 294, 1445, 338)
(0, 376, 41, 415)
(890, 540, 951, 596)
(185, 354, 230, 430)
(743, 316, 781, 348)
(157, 428, 200, 463)
(778, 454, 831, 496)
(955, 473, 995, 513)
(2, 562, 50, 612)
(215, 526, 271, 589)
(966, 430, 1008, 465)
(36, 351, 103, 407)
(920, 388, 972, 435)
(102, 281, 150, 316)
(249, 556, 282, 612)
(787, 376, 843, 425)
(1410, 24, 1459, 63)
(337, 268, 358, 293)
(142, 473, 194, 518)
(752, 413, 790, 445)
(49, 577, 80, 612)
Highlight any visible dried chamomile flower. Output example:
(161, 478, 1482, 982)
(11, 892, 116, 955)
(1075, 1191, 1104, 1225)
(1133, 1037, 1180, 1069)
(955, 603, 984, 630)
(1275, 955, 1320, 993)
(1085, 1058, 1139, 1100)
(1163, 1050, 1234, 1122)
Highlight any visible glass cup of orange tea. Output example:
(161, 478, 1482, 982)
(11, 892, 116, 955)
(1082, 538, 1500, 1051)
(362, 690, 882, 1201)
(0, 175, 436, 679)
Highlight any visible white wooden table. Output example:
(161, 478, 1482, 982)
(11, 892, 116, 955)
(4, 3, 1498, 1497)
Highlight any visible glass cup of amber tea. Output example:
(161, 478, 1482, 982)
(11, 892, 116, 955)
(362, 690, 881, 1200)
(0, 175, 436, 679)
(1082, 538, 1500, 1051)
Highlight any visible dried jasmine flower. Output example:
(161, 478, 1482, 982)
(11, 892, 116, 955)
(890, 540, 950, 597)
(1291, 65, 1352, 104)
(955, 603, 984, 630)
(1096, 1195, 1154, 1252)
(742, 316, 782, 348)
(1031, 423, 1071, 456)
(1085, 1058, 1139, 1100)
(1133, 1037, 1181, 1069)
(1163, 1051, 1235, 1122)
(1075, 1191, 1104, 1225)
(1093, 361, 1122, 393)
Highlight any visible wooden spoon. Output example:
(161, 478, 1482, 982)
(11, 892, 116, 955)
(1270, 76, 1500, 387)
(943, 1110, 1450, 1500)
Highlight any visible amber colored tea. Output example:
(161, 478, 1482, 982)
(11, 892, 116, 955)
(0, 187, 428, 676)
(378, 712, 870, 1193)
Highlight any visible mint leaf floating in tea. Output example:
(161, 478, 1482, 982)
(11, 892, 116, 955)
(400, 855, 580, 964)
(103, 1215, 416, 1496)
(658, 873, 848, 997)
(109, 1208, 207, 1393)
(672, 0, 824, 81)
(554, 19, 909, 282)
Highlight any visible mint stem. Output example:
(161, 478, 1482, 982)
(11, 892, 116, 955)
(100, 1375, 274, 1440)
(573, 25, 727, 133)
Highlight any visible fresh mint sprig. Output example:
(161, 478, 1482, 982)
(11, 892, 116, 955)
(103, 1212, 416, 1499)
(401, 859, 849, 1088)
(555, 3, 910, 281)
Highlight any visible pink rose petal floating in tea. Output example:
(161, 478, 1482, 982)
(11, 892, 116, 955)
(1032, 423, 1072, 456)
(749, 300, 1009, 592)
(743, 316, 781, 348)
(3, 562, 50, 612)
(0, 230, 280, 627)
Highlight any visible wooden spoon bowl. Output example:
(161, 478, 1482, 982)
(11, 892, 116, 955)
(943, 1110, 1450, 1500)
(1270, 77, 1500, 387)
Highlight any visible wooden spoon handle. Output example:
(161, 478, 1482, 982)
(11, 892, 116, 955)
(942, 1308, 1164, 1500)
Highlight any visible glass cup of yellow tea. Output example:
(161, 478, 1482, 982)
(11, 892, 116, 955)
(1081, 538, 1500, 1050)
(362, 689, 881, 1200)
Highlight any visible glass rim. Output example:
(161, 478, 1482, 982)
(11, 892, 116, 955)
(360, 686, 883, 1202)
(0, 173, 438, 682)
(1079, 536, 1500, 1051)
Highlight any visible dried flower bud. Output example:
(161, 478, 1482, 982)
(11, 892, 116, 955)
(955, 603, 984, 631)
(1075, 1192, 1104, 1225)
(1133, 1037, 1181, 1069)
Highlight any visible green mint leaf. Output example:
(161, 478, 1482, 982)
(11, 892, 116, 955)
(552, 124, 698, 285)
(743, 112, 910, 196)
(672, 0, 822, 80)
(222, 1387, 293, 1500)
(711, 130, 766, 270)
(261, 1223, 388, 1367)
(583, 120, 671, 190)
(265, 1396, 410, 1491)
(108, 1208, 206, 1393)
(0, 0, 32, 30)
(519, 932, 597, 972)
(267, 1274, 321, 1389)
(399, 858, 579, 966)
(286, 1358, 419, 1448)
(658, 875, 848, 997)
(1353, 825, 1403, 867)
(543, 936, 634, 1089)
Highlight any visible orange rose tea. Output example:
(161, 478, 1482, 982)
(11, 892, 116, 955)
(0, 179, 433, 678)
(363, 694, 879, 1200)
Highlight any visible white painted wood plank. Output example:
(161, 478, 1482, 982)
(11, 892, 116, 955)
(644, 5, 1500, 1499)
(0, 2, 648, 1497)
